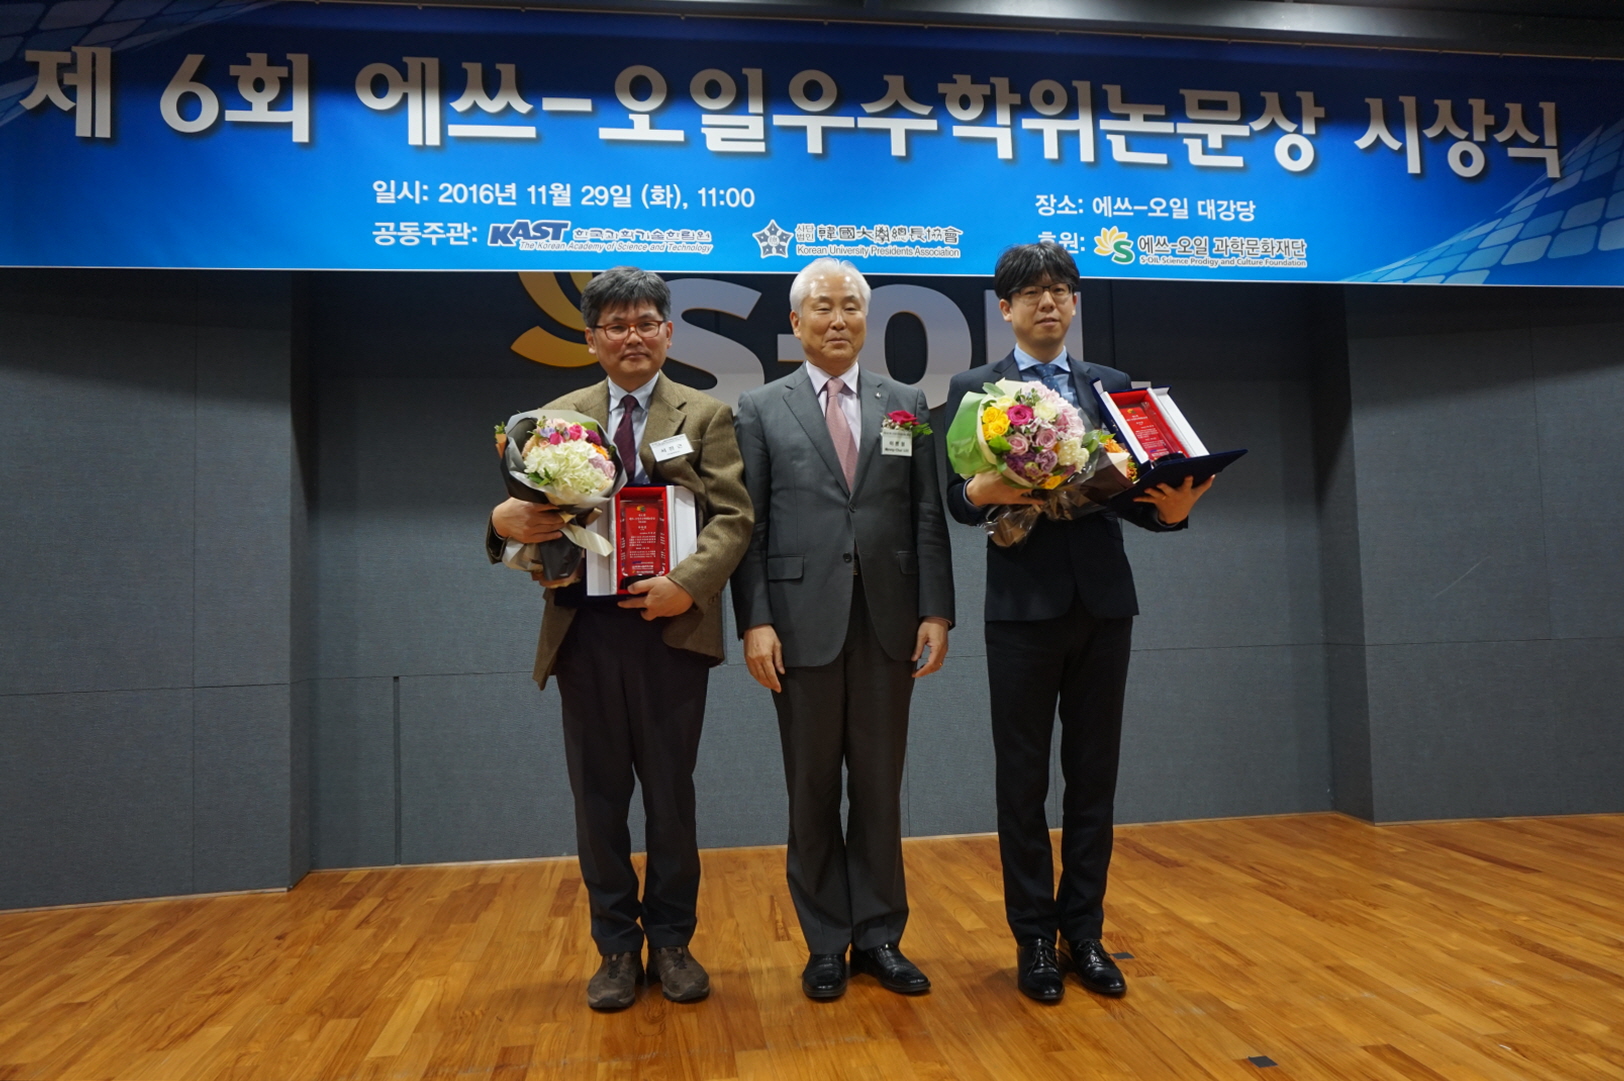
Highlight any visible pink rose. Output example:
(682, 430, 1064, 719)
(547, 431, 563, 445)
(1007, 433, 1030, 455)
(1006, 403, 1034, 426)
(569, 424, 584, 439)
(1034, 426, 1057, 448)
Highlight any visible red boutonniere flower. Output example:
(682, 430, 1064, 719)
(882, 409, 933, 437)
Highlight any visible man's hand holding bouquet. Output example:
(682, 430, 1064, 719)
(494, 409, 626, 584)
(946, 379, 1137, 547)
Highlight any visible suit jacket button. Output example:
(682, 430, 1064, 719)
(842, 553, 853, 563)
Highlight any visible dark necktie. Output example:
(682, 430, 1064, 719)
(614, 393, 640, 484)
(1032, 362, 1079, 408)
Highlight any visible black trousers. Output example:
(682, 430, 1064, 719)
(553, 605, 710, 955)
(772, 580, 915, 955)
(985, 600, 1132, 945)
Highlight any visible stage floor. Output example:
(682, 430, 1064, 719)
(1, 813, 1621, 1080)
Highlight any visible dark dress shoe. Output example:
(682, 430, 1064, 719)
(851, 943, 931, 994)
(1016, 939, 1064, 1003)
(1065, 938, 1127, 996)
(586, 950, 643, 1010)
(802, 952, 849, 1000)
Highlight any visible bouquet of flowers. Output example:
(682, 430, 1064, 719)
(946, 378, 1137, 547)
(495, 409, 626, 582)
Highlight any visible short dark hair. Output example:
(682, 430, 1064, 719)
(579, 266, 671, 329)
(992, 242, 1082, 301)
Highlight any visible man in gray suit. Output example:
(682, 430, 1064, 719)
(731, 258, 955, 1000)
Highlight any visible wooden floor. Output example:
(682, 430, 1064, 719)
(1, 814, 1622, 1081)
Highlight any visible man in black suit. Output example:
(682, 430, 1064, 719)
(944, 242, 1211, 1003)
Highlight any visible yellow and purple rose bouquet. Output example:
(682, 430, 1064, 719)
(946, 378, 1137, 546)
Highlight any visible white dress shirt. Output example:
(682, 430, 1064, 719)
(805, 361, 862, 443)
(607, 370, 660, 484)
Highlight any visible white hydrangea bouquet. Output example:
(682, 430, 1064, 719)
(495, 409, 626, 581)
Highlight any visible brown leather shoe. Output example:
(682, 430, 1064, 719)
(586, 951, 643, 1010)
(648, 945, 711, 1002)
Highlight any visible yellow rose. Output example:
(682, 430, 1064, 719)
(982, 406, 1009, 437)
(1040, 474, 1066, 489)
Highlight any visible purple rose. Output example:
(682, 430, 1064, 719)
(1035, 449, 1058, 472)
(1006, 403, 1034, 426)
(1007, 433, 1030, 455)
(1034, 426, 1058, 449)
(1004, 451, 1027, 471)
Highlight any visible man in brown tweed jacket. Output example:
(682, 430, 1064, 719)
(487, 267, 752, 1011)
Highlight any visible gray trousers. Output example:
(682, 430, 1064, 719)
(772, 579, 915, 955)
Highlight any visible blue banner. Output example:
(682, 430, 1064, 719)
(4, 2, 1624, 284)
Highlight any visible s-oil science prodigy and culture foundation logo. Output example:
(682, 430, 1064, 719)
(1087, 226, 1309, 270)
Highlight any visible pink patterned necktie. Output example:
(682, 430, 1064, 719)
(824, 376, 857, 489)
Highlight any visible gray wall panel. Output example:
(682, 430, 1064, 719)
(1531, 322, 1624, 641)
(193, 324, 293, 688)
(943, 518, 988, 658)
(310, 676, 397, 870)
(693, 663, 787, 849)
(1128, 379, 1321, 652)
(398, 672, 573, 864)
(0, 314, 196, 697)
(0, 690, 194, 910)
(905, 654, 999, 838)
(1325, 643, 1375, 821)
(1117, 645, 1331, 824)
(194, 684, 292, 892)
(1365, 640, 1564, 821)
(1348, 330, 1553, 646)
(314, 377, 558, 681)
(1546, 637, 1624, 815)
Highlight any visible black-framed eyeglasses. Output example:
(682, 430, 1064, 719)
(593, 320, 666, 342)
(1012, 283, 1075, 304)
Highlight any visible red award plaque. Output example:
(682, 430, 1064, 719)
(614, 486, 670, 591)
(1107, 390, 1188, 461)
(1090, 379, 1248, 512)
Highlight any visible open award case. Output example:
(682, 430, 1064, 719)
(583, 486, 701, 595)
(1090, 380, 1246, 511)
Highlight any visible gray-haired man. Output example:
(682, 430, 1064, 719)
(731, 258, 955, 999)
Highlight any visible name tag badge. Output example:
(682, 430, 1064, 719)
(649, 434, 694, 462)
(881, 429, 913, 457)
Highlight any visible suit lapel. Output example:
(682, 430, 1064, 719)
(640, 373, 686, 481)
(783, 365, 849, 493)
(579, 381, 611, 428)
(850, 370, 886, 497)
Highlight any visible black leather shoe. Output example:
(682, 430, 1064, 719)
(851, 943, 931, 994)
(802, 952, 849, 1000)
(1016, 939, 1064, 1003)
(1064, 938, 1127, 996)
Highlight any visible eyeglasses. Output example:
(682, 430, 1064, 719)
(593, 320, 666, 342)
(1011, 283, 1075, 304)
